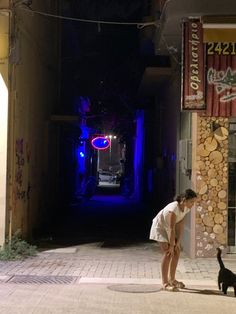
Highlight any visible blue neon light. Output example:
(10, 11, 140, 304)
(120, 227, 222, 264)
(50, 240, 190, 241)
(80, 151, 85, 158)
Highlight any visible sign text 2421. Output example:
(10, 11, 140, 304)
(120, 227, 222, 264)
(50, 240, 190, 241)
(207, 42, 236, 55)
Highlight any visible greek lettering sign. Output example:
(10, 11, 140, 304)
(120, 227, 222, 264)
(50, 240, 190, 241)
(182, 19, 206, 110)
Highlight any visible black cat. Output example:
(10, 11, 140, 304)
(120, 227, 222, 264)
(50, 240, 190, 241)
(217, 248, 236, 296)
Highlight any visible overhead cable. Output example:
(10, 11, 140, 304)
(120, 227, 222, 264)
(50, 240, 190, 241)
(17, 5, 160, 29)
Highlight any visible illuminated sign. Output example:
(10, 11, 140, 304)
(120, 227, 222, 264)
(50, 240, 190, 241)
(91, 136, 110, 150)
(182, 18, 206, 111)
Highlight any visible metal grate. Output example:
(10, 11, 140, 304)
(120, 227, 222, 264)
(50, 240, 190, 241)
(7, 275, 79, 285)
(107, 284, 161, 293)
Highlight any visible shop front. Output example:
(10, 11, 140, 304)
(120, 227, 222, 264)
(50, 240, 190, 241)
(182, 17, 236, 257)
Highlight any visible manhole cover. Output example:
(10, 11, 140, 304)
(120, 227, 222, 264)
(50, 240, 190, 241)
(7, 275, 78, 285)
(107, 284, 161, 293)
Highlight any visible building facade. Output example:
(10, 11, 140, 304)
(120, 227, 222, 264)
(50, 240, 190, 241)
(0, 0, 60, 245)
(1, 0, 236, 258)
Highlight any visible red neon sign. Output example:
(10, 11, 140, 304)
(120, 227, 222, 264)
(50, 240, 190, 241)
(91, 136, 110, 150)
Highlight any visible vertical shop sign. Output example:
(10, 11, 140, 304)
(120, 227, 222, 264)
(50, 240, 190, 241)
(182, 19, 205, 110)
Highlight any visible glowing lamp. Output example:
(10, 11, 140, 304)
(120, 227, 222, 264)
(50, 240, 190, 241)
(91, 136, 110, 150)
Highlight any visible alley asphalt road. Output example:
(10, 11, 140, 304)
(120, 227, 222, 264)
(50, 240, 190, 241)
(0, 241, 236, 313)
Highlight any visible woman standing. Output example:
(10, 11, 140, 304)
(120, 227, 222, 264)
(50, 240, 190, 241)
(150, 189, 197, 291)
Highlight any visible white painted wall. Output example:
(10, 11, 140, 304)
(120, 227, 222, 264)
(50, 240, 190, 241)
(0, 69, 8, 247)
(0, 9, 9, 247)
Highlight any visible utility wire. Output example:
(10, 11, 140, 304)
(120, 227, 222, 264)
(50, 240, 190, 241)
(17, 5, 160, 29)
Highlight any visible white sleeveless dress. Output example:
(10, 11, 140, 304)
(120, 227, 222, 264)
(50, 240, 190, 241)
(149, 201, 190, 242)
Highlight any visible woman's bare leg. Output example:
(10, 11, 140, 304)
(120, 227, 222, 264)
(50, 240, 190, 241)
(159, 242, 171, 285)
(169, 248, 180, 282)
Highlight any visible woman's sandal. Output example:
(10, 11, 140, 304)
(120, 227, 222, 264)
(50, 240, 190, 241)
(169, 280, 185, 289)
(162, 283, 179, 292)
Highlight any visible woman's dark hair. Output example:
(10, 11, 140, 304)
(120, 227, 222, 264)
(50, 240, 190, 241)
(174, 189, 197, 203)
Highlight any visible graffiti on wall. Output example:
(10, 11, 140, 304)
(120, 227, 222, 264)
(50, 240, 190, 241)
(14, 138, 31, 202)
(207, 67, 236, 102)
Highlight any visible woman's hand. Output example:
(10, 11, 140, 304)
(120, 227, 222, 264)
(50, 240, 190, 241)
(174, 242, 181, 253)
(167, 245, 175, 256)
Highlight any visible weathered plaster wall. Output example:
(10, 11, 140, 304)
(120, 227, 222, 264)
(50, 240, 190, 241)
(177, 112, 193, 257)
(6, 0, 59, 239)
(157, 68, 180, 207)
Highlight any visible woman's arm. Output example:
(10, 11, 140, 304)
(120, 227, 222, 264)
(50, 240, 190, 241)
(174, 218, 185, 252)
(168, 212, 177, 247)
(175, 218, 185, 244)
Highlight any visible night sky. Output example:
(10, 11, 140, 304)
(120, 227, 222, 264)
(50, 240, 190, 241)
(60, 0, 154, 136)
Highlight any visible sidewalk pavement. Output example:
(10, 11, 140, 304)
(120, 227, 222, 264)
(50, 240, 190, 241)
(0, 240, 236, 313)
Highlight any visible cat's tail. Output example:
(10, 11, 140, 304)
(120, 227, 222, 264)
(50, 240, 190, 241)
(216, 248, 225, 269)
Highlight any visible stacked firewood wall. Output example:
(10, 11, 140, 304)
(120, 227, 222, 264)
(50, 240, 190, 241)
(195, 116, 229, 257)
